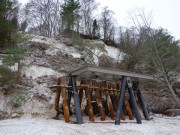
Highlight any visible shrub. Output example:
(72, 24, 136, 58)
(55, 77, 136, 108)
(9, 91, 27, 107)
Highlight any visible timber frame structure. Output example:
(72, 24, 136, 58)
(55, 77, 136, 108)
(54, 66, 154, 125)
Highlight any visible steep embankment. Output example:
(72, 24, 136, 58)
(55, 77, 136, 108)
(0, 35, 122, 119)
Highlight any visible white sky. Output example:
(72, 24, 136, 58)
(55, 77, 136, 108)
(19, 0, 180, 40)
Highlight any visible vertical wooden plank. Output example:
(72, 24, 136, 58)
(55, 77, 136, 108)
(85, 85, 95, 122)
(61, 88, 70, 123)
(67, 77, 73, 111)
(55, 78, 61, 116)
(79, 88, 84, 107)
(124, 96, 134, 120)
(106, 82, 116, 120)
(60, 77, 70, 123)
(94, 81, 106, 121)
(114, 84, 119, 110)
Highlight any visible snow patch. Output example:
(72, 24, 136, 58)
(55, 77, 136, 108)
(31, 35, 82, 58)
(22, 65, 64, 79)
(91, 39, 124, 63)
(92, 40, 105, 45)
(0, 59, 18, 72)
(105, 45, 123, 61)
(93, 48, 105, 64)
(0, 115, 180, 135)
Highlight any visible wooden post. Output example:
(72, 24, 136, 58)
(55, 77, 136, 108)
(114, 84, 120, 110)
(84, 80, 94, 122)
(55, 78, 61, 117)
(106, 82, 116, 120)
(79, 88, 84, 108)
(94, 81, 106, 121)
(78, 88, 84, 121)
(68, 77, 73, 111)
(124, 96, 134, 120)
(60, 77, 70, 123)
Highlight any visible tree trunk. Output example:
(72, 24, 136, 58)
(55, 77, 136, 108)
(164, 75, 180, 108)
(149, 29, 180, 108)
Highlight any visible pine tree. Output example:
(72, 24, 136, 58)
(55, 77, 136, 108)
(0, 0, 18, 48)
(92, 19, 98, 37)
(61, 0, 81, 30)
(146, 28, 180, 107)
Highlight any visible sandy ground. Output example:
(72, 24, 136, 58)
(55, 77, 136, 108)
(0, 115, 180, 135)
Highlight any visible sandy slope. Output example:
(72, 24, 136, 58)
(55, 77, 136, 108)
(0, 115, 180, 135)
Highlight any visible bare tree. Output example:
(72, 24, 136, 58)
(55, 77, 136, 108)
(127, 8, 180, 108)
(25, 0, 62, 37)
(80, 0, 99, 36)
(117, 26, 146, 71)
(100, 6, 114, 41)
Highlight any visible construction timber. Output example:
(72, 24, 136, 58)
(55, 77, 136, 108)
(53, 66, 153, 125)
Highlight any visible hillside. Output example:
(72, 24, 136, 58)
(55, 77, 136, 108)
(0, 34, 123, 119)
(0, 33, 180, 135)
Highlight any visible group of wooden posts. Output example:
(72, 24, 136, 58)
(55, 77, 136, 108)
(54, 76, 150, 125)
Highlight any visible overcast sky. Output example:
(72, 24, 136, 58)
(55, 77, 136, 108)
(19, 0, 180, 40)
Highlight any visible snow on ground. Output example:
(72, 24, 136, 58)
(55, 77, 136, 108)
(93, 48, 105, 64)
(22, 65, 64, 79)
(0, 115, 180, 135)
(31, 35, 81, 58)
(105, 45, 124, 62)
(31, 35, 123, 63)
(0, 59, 18, 72)
(87, 40, 124, 65)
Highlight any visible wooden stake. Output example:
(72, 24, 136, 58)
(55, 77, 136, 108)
(106, 82, 115, 120)
(95, 81, 106, 121)
(124, 96, 134, 120)
(85, 87, 95, 122)
(114, 84, 119, 110)
(79, 81, 85, 121)
(60, 77, 70, 123)
(55, 78, 61, 115)
(79, 88, 83, 107)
